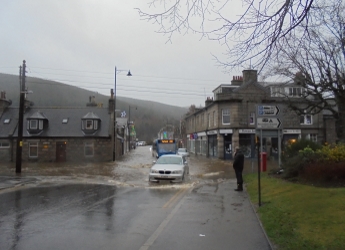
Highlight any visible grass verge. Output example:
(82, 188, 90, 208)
(244, 173, 345, 250)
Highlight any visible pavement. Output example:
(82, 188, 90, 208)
(0, 176, 38, 190)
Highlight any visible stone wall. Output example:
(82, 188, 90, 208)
(9, 138, 113, 163)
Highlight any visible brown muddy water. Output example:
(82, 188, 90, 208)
(0, 146, 280, 188)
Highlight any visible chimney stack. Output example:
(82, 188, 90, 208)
(205, 96, 213, 107)
(231, 76, 243, 86)
(242, 69, 258, 84)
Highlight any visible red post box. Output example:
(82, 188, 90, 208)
(260, 152, 267, 172)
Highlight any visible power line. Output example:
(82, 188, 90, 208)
(26, 66, 230, 84)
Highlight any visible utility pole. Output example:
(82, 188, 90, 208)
(16, 60, 26, 173)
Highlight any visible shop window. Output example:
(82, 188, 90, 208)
(29, 142, 38, 158)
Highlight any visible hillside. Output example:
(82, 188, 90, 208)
(0, 73, 188, 142)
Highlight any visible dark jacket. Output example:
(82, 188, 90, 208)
(233, 150, 244, 170)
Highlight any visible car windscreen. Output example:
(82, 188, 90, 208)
(156, 157, 182, 165)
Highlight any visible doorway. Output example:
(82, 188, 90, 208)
(56, 142, 66, 162)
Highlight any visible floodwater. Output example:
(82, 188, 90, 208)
(0, 146, 279, 189)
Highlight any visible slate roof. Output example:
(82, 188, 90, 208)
(0, 107, 112, 138)
(0, 108, 18, 138)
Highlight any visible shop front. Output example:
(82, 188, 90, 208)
(239, 129, 256, 159)
(220, 129, 233, 160)
(207, 130, 218, 158)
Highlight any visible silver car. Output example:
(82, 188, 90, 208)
(177, 148, 189, 157)
(149, 154, 189, 183)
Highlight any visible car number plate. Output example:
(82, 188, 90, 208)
(160, 175, 169, 178)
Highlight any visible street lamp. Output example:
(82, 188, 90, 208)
(113, 66, 132, 161)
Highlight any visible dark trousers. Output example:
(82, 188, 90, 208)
(234, 168, 243, 185)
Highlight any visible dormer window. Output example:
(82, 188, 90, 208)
(62, 118, 69, 124)
(81, 112, 101, 135)
(4, 118, 10, 124)
(29, 120, 43, 129)
(84, 120, 98, 130)
(27, 112, 48, 134)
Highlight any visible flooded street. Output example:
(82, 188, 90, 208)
(0, 145, 275, 189)
(0, 146, 273, 250)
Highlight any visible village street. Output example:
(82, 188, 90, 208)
(0, 146, 272, 250)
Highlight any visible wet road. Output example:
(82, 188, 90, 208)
(0, 146, 273, 250)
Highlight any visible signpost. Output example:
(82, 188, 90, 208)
(256, 104, 283, 206)
(257, 117, 282, 129)
(258, 105, 280, 116)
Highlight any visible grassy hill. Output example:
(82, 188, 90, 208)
(0, 73, 188, 142)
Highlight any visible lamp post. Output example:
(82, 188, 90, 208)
(113, 66, 132, 161)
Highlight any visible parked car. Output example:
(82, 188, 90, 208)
(177, 148, 189, 157)
(149, 154, 189, 183)
(137, 141, 146, 146)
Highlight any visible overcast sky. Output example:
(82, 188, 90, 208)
(0, 1, 243, 108)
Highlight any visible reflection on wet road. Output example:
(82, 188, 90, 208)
(0, 146, 274, 250)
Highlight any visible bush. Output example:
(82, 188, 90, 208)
(301, 162, 345, 185)
(282, 154, 307, 179)
(281, 139, 321, 163)
(282, 141, 320, 179)
(315, 143, 345, 162)
(282, 143, 345, 184)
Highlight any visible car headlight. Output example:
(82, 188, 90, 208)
(172, 170, 183, 174)
(151, 169, 159, 173)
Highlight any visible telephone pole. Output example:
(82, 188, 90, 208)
(16, 60, 26, 173)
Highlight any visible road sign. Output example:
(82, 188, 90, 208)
(257, 117, 282, 129)
(257, 105, 280, 116)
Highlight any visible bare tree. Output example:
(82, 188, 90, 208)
(265, 0, 345, 142)
(136, 0, 315, 71)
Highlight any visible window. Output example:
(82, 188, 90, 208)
(289, 87, 303, 97)
(208, 113, 211, 127)
(3, 119, 10, 124)
(270, 86, 285, 97)
(29, 142, 38, 158)
(300, 113, 312, 125)
(307, 134, 317, 142)
(30, 120, 38, 129)
(213, 111, 216, 126)
(0, 142, 10, 148)
(249, 112, 255, 125)
(222, 109, 230, 125)
(28, 120, 43, 130)
(86, 120, 93, 129)
(62, 118, 68, 124)
(83, 120, 98, 130)
(84, 142, 94, 157)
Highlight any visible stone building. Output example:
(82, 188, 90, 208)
(184, 69, 337, 160)
(0, 91, 129, 162)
